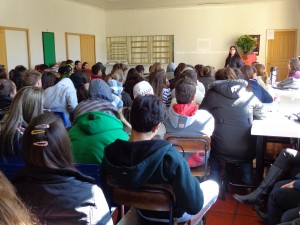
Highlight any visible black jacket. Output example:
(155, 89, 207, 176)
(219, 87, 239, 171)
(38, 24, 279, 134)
(13, 167, 112, 225)
(225, 55, 243, 68)
(102, 139, 203, 219)
(201, 79, 265, 162)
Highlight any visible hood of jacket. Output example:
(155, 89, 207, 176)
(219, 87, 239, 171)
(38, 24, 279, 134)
(75, 111, 123, 135)
(89, 79, 113, 102)
(168, 105, 198, 129)
(210, 79, 248, 99)
(103, 139, 172, 188)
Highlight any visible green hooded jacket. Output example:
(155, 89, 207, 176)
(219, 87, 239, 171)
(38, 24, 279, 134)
(69, 111, 129, 164)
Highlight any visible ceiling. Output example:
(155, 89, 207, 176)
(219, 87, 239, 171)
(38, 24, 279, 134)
(65, 0, 280, 10)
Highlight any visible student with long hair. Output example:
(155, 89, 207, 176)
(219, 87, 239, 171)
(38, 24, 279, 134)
(0, 171, 38, 225)
(149, 69, 171, 107)
(12, 113, 113, 225)
(0, 86, 44, 163)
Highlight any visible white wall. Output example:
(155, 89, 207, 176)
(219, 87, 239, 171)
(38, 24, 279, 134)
(105, 0, 300, 69)
(0, 0, 106, 69)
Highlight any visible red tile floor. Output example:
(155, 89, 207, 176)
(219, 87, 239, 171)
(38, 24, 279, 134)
(206, 187, 267, 225)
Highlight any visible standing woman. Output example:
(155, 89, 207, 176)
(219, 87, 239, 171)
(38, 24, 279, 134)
(12, 113, 113, 225)
(225, 46, 243, 68)
(0, 86, 44, 164)
(149, 69, 171, 108)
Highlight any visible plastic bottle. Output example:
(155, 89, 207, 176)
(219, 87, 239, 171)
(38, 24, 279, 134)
(270, 67, 278, 86)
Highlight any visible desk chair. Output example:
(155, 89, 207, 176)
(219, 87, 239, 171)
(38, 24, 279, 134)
(106, 176, 207, 225)
(220, 160, 256, 201)
(164, 135, 211, 180)
(75, 163, 101, 187)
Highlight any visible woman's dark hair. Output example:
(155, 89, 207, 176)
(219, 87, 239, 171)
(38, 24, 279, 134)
(202, 66, 215, 77)
(148, 69, 167, 100)
(22, 112, 74, 169)
(215, 67, 237, 80)
(130, 95, 166, 133)
(232, 68, 244, 79)
(123, 68, 144, 100)
(42, 71, 56, 90)
(228, 45, 241, 58)
(174, 63, 187, 78)
(194, 64, 204, 79)
(240, 65, 257, 80)
(82, 62, 88, 69)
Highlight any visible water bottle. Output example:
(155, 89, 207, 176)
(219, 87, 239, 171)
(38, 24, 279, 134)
(270, 67, 278, 86)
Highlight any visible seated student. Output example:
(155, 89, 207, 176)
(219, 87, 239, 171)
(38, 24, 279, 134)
(74, 60, 82, 72)
(123, 68, 144, 100)
(200, 67, 265, 185)
(0, 79, 16, 120)
(288, 58, 300, 79)
(233, 148, 300, 218)
(166, 62, 176, 80)
(91, 64, 103, 80)
(241, 65, 273, 103)
(164, 77, 214, 167)
(198, 66, 215, 92)
(69, 79, 129, 164)
(12, 113, 113, 225)
(171, 67, 205, 106)
(0, 87, 44, 164)
(102, 95, 219, 224)
(107, 79, 123, 109)
(135, 64, 145, 77)
(149, 69, 172, 108)
(0, 171, 38, 225)
(10, 65, 27, 91)
(44, 73, 78, 128)
(70, 72, 88, 103)
(23, 69, 42, 88)
(262, 178, 300, 225)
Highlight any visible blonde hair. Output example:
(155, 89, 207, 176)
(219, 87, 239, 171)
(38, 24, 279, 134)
(0, 171, 39, 225)
(0, 86, 44, 157)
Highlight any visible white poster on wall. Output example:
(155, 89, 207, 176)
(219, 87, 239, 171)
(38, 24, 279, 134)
(67, 34, 81, 61)
(267, 30, 275, 40)
(5, 30, 29, 71)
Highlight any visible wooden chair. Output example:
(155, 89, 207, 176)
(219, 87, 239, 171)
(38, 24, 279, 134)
(106, 176, 206, 225)
(164, 135, 211, 180)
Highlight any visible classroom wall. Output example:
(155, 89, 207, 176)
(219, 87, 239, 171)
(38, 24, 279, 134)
(0, 0, 106, 70)
(105, 0, 300, 69)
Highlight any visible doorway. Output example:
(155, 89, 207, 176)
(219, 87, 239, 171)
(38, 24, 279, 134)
(266, 29, 297, 81)
(65, 32, 96, 66)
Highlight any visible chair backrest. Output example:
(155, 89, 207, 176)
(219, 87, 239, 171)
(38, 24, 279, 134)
(0, 163, 25, 180)
(106, 176, 175, 225)
(53, 111, 68, 127)
(164, 135, 211, 179)
(75, 163, 101, 186)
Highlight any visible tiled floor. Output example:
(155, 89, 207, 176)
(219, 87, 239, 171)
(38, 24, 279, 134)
(206, 189, 267, 225)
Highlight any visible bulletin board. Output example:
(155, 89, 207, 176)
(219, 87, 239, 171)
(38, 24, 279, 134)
(42, 32, 56, 66)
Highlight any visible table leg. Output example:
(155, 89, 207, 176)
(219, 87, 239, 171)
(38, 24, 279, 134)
(255, 136, 264, 183)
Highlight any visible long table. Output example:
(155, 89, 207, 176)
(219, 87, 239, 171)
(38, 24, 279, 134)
(251, 87, 300, 181)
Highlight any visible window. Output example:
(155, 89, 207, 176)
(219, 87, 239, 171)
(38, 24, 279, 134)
(107, 35, 174, 64)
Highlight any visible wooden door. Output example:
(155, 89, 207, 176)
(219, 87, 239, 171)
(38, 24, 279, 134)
(80, 35, 96, 66)
(0, 28, 8, 69)
(266, 30, 297, 81)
